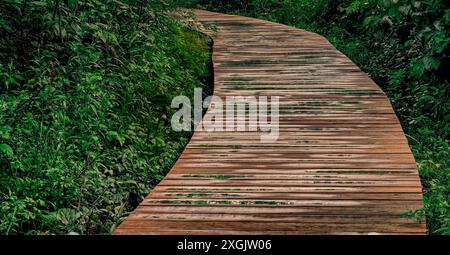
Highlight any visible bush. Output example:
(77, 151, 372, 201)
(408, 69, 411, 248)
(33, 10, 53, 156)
(0, 0, 212, 234)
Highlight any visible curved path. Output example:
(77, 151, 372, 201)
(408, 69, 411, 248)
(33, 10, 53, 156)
(115, 10, 426, 234)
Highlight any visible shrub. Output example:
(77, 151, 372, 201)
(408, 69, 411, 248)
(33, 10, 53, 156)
(0, 0, 212, 234)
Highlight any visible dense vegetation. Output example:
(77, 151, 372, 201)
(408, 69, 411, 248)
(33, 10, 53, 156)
(0, 0, 212, 234)
(183, 0, 450, 234)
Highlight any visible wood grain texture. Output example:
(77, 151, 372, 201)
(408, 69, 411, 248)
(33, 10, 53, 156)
(114, 10, 426, 235)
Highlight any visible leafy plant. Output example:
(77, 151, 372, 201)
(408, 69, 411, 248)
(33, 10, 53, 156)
(0, 0, 212, 234)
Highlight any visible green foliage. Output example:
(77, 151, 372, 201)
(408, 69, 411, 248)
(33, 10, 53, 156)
(184, 0, 450, 234)
(0, 0, 212, 234)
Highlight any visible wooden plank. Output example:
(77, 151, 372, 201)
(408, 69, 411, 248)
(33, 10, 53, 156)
(116, 220, 425, 235)
(113, 9, 426, 235)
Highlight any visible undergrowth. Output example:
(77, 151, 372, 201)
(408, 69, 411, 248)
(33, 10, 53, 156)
(0, 0, 212, 234)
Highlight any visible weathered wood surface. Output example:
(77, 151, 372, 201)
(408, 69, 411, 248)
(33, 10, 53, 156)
(114, 10, 426, 235)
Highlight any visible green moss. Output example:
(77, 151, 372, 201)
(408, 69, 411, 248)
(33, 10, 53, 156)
(239, 200, 293, 205)
(159, 200, 231, 205)
(182, 174, 250, 179)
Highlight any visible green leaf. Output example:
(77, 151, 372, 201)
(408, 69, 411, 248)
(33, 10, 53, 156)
(68, 0, 78, 8)
(106, 131, 125, 146)
(363, 15, 380, 28)
(443, 9, 450, 25)
(410, 58, 425, 78)
(443, 114, 450, 122)
(0, 126, 11, 140)
(30, 1, 47, 7)
(423, 56, 441, 71)
(398, 5, 411, 16)
(0, 144, 14, 157)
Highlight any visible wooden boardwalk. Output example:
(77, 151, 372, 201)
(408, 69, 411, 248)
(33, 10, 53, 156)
(114, 10, 426, 235)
